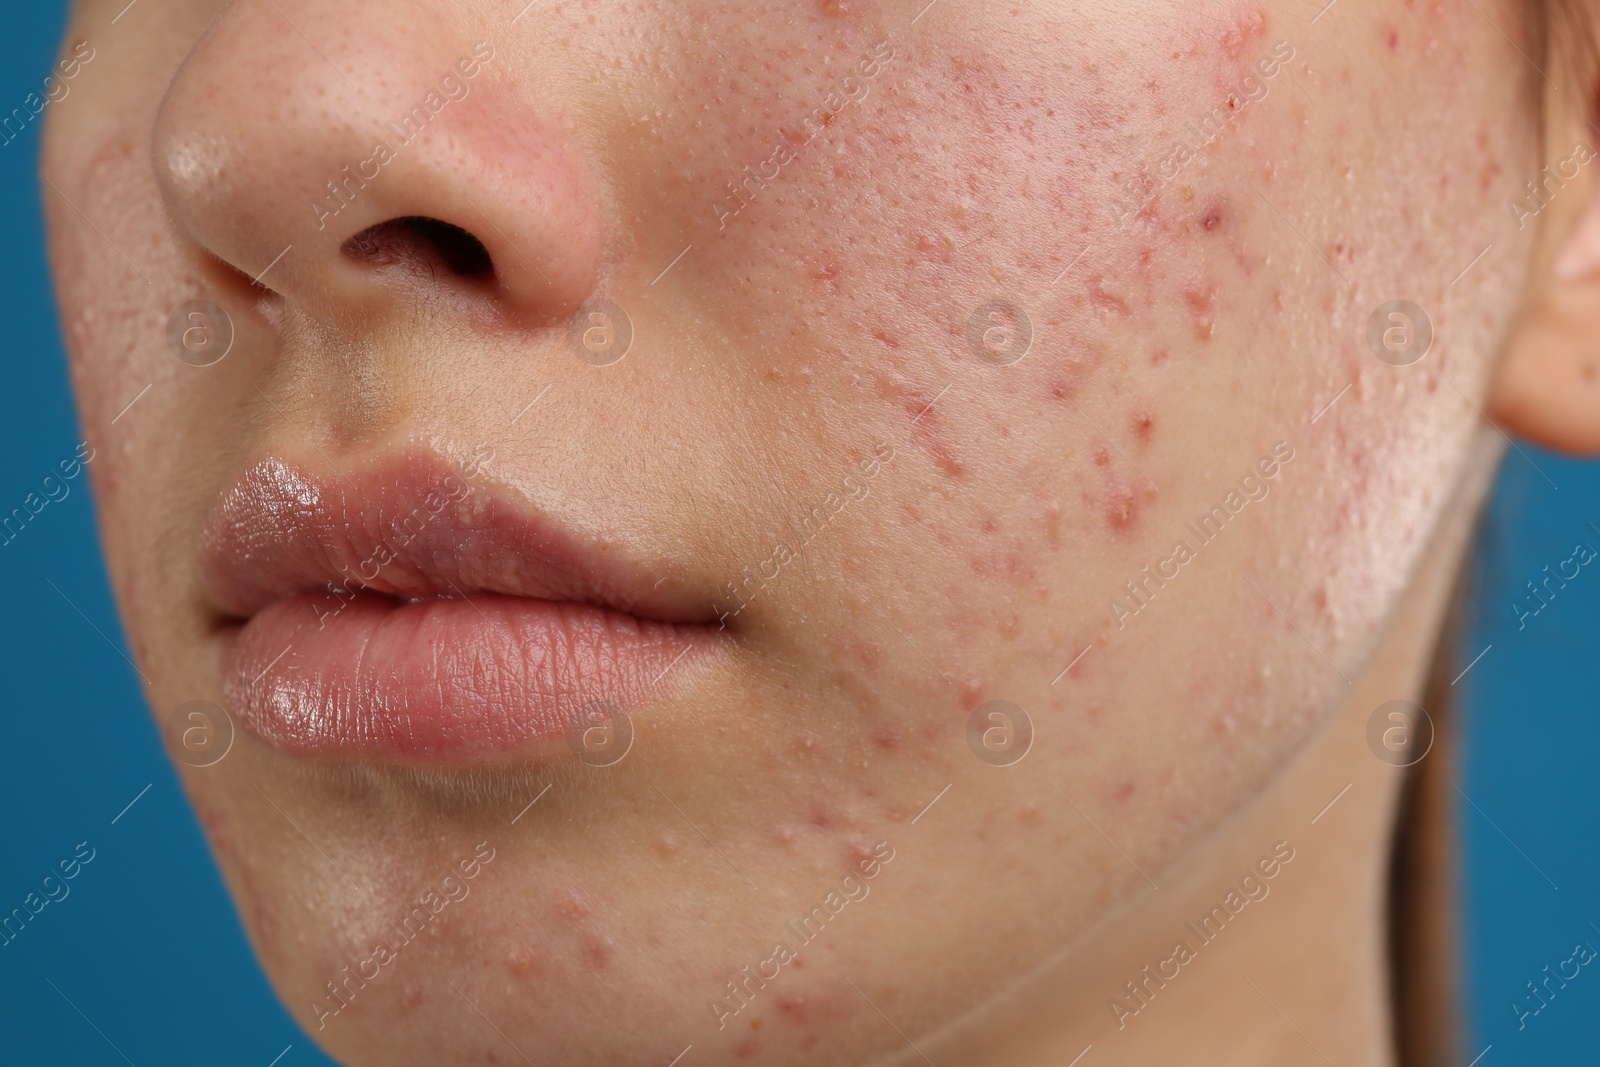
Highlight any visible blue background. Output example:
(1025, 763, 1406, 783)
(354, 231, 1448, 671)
(0, 4, 1594, 1064)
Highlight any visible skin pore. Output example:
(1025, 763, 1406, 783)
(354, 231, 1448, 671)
(38, 0, 1600, 1064)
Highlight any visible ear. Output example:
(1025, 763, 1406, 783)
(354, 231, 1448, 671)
(1491, 80, 1600, 456)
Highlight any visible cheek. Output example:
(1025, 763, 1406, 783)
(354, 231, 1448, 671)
(643, 4, 1320, 714)
(672, 2, 1299, 467)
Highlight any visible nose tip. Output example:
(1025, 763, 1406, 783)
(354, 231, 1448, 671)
(152, 5, 600, 324)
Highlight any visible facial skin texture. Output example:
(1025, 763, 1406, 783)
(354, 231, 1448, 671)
(41, 0, 1581, 1064)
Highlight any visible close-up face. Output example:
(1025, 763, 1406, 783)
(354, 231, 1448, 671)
(36, 0, 1589, 1063)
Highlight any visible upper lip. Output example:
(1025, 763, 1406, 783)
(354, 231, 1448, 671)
(200, 448, 712, 625)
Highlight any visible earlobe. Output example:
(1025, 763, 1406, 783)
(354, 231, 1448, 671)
(1490, 130, 1600, 457)
(1492, 282, 1600, 456)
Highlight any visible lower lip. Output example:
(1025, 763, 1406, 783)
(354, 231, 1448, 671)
(223, 592, 711, 762)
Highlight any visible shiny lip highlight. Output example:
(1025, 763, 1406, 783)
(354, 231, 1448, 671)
(199, 447, 720, 763)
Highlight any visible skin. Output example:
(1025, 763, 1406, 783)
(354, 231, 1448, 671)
(39, 0, 1600, 1063)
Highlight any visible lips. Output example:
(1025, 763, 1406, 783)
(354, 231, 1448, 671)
(200, 448, 721, 763)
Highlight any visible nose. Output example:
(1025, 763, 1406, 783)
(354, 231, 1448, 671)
(152, 1, 600, 324)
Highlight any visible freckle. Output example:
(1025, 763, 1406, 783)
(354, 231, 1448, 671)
(1019, 801, 1042, 823)
(750, 1018, 764, 1030)
(508, 946, 541, 977)
(401, 985, 425, 1011)
(1583, 362, 1596, 382)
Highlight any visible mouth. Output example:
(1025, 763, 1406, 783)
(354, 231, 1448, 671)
(199, 447, 724, 764)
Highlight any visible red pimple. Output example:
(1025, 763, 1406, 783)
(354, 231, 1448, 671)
(1092, 445, 1110, 467)
(1043, 499, 1063, 547)
(252, 898, 276, 945)
(899, 390, 965, 477)
(841, 635, 882, 670)
(871, 725, 899, 750)
(508, 946, 542, 977)
(1183, 278, 1217, 315)
(582, 939, 612, 971)
(1104, 483, 1140, 532)
(1132, 411, 1154, 442)
(1183, 277, 1217, 341)
(1087, 276, 1132, 318)
(1218, 7, 1268, 60)
(558, 890, 592, 922)
(778, 995, 815, 1024)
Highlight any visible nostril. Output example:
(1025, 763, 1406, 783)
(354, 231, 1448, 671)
(341, 216, 494, 281)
